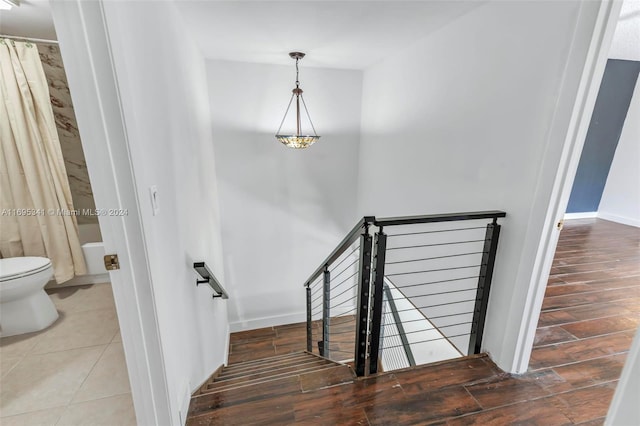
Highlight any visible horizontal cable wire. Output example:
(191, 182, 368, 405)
(386, 226, 487, 237)
(308, 276, 323, 289)
(331, 257, 360, 281)
(386, 239, 486, 251)
(311, 293, 323, 305)
(387, 287, 477, 300)
(395, 276, 478, 289)
(385, 251, 484, 265)
(387, 264, 481, 277)
(382, 321, 473, 340)
(385, 300, 476, 315)
(329, 246, 360, 273)
(329, 282, 357, 301)
(382, 333, 471, 350)
(330, 271, 359, 291)
(417, 299, 477, 309)
(331, 293, 358, 309)
(310, 284, 323, 297)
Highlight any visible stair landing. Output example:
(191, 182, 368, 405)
(187, 352, 354, 424)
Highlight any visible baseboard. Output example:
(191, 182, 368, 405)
(229, 311, 307, 333)
(564, 212, 598, 220)
(229, 305, 357, 333)
(597, 212, 640, 228)
(45, 274, 110, 289)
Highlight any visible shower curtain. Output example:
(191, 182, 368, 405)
(0, 39, 86, 282)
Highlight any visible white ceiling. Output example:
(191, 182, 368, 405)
(0, 0, 56, 40)
(2, 1, 638, 67)
(175, 1, 483, 70)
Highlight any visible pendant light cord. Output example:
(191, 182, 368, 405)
(275, 53, 318, 138)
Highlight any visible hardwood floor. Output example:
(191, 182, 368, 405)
(193, 219, 639, 425)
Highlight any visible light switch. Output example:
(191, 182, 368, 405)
(149, 185, 159, 216)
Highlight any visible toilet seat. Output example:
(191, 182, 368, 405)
(0, 257, 52, 282)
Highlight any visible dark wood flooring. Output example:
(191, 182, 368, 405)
(202, 219, 639, 425)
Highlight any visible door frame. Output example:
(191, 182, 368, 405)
(511, 0, 624, 374)
(49, 1, 172, 424)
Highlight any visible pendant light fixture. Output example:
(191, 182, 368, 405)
(275, 52, 320, 149)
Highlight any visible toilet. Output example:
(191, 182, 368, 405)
(0, 257, 59, 337)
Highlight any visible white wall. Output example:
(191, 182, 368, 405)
(609, 0, 640, 62)
(206, 60, 362, 330)
(599, 72, 640, 227)
(101, 2, 228, 423)
(358, 0, 601, 372)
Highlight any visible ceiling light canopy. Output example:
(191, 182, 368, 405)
(275, 52, 320, 149)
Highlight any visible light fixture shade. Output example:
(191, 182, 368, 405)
(275, 135, 320, 149)
(275, 52, 320, 149)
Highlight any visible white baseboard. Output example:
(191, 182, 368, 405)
(597, 212, 640, 228)
(564, 212, 598, 220)
(45, 274, 110, 289)
(229, 305, 356, 333)
(229, 311, 307, 333)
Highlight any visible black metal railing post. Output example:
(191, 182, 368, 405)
(354, 224, 373, 377)
(468, 218, 501, 354)
(368, 229, 387, 375)
(322, 266, 330, 358)
(306, 283, 312, 352)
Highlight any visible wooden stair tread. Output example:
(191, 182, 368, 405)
(222, 351, 307, 370)
(205, 363, 346, 393)
(219, 353, 312, 376)
(214, 359, 331, 383)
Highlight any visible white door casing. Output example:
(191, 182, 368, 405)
(49, 1, 172, 424)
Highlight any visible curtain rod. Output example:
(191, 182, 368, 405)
(0, 34, 59, 44)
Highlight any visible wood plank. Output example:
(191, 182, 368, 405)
(560, 315, 640, 339)
(445, 396, 572, 425)
(365, 386, 482, 425)
(556, 382, 618, 424)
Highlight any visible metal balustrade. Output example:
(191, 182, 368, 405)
(304, 211, 505, 376)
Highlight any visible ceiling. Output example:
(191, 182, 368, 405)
(0, 0, 56, 40)
(2, 1, 638, 68)
(175, 1, 483, 70)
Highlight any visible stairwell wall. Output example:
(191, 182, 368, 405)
(205, 60, 363, 331)
(100, 2, 228, 423)
(357, 0, 603, 373)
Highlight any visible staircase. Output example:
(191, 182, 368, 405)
(187, 351, 354, 424)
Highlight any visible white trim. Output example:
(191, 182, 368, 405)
(564, 212, 598, 219)
(229, 311, 306, 333)
(45, 274, 110, 289)
(229, 305, 356, 333)
(597, 212, 640, 228)
(510, 0, 623, 374)
(49, 1, 171, 424)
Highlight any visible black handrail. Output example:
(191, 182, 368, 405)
(303, 216, 374, 287)
(304, 211, 505, 287)
(193, 262, 229, 299)
(375, 211, 506, 227)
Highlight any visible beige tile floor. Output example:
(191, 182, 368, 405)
(0, 283, 136, 425)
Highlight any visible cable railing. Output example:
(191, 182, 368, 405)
(304, 210, 505, 376)
(307, 239, 360, 362)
